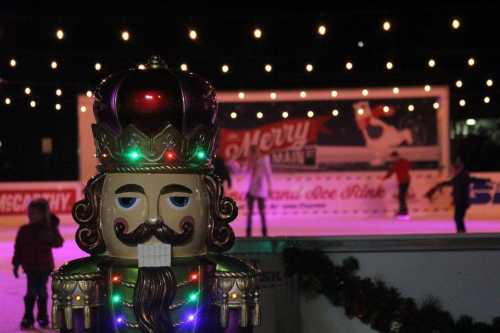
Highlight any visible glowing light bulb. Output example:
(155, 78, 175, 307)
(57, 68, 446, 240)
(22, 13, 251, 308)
(459, 99, 466, 107)
(180, 63, 188, 72)
(86, 90, 93, 97)
(256, 112, 264, 119)
(121, 30, 130, 41)
(126, 149, 142, 162)
(95, 62, 102, 71)
(467, 57, 475, 67)
(455, 80, 463, 88)
(189, 30, 198, 40)
(346, 62, 353, 70)
(4, 98, 11, 105)
(466, 118, 476, 126)
(383, 21, 391, 31)
(56, 29, 64, 40)
(112, 294, 121, 304)
(282, 111, 289, 119)
(330, 90, 338, 97)
(56, 88, 62, 96)
(190, 273, 199, 281)
(307, 110, 314, 118)
(357, 108, 364, 115)
(332, 109, 339, 117)
(51, 61, 58, 69)
(484, 96, 491, 104)
(230, 112, 237, 119)
(362, 89, 368, 96)
(318, 25, 327, 35)
(75, 295, 81, 301)
(195, 150, 206, 160)
(408, 104, 415, 112)
(486, 79, 494, 87)
(270, 92, 277, 100)
(30, 100, 36, 108)
(383, 106, 390, 113)
(253, 28, 262, 39)
(165, 151, 176, 161)
(116, 317, 124, 324)
(9, 59, 16, 67)
(112, 275, 120, 283)
(24, 87, 31, 95)
(55, 103, 62, 111)
(433, 102, 440, 109)
(221, 64, 229, 73)
(300, 91, 307, 98)
(393, 87, 400, 94)
(452, 18, 461, 30)
(306, 63, 314, 72)
(264, 64, 272, 72)
(424, 85, 431, 92)
(230, 292, 238, 299)
(238, 92, 245, 99)
(188, 292, 198, 302)
(138, 64, 146, 70)
(386, 61, 393, 70)
(187, 314, 196, 322)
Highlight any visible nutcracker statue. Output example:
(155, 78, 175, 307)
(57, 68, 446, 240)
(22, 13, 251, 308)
(51, 56, 261, 333)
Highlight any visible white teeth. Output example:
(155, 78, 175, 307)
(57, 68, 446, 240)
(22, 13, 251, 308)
(137, 243, 172, 267)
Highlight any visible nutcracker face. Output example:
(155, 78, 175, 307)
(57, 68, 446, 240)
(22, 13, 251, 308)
(100, 173, 209, 259)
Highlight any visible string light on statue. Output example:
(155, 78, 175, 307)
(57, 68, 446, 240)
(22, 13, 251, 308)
(126, 149, 143, 162)
(164, 150, 176, 162)
(112, 294, 122, 304)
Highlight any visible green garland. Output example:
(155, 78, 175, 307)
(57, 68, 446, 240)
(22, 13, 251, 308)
(283, 247, 500, 333)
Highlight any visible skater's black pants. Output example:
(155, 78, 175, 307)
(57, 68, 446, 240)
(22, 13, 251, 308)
(246, 194, 267, 237)
(398, 182, 410, 215)
(24, 271, 51, 321)
(454, 202, 469, 233)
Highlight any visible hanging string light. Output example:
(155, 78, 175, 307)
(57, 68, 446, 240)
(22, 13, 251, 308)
(345, 61, 353, 70)
(55, 88, 62, 96)
(386, 61, 393, 70)
(253, 28, 262, 39)
(305, 63, 314, 72)
(121, 30, 130, 41)
(264, 64, 272, 72)
(51, 60, 58, 69)
(9, 58, 16, 67)
(180, 63, 188, 72)
(221, 64, 229, 73)
(24, 87, 31, 95)
(455, 80, 463, 88)
(486, 79, 494, 87)
(451, 18, 461, 30)
(428, 59, 436, 68)
(95, 62, 102, 71)
(382, 20, 391, 31)
(189, 30, 198, 40)
(317, 25, 327, 36)
(56, 29, 64, 40)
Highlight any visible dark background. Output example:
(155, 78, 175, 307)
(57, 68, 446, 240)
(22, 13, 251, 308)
(1, 6, 499, 180)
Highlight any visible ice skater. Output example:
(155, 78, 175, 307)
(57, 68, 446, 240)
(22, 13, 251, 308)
(383, 151, 412, 218)
(12, 199, 64, 330)
(426, 160, 491, 233)
(246, 145, 272, 237)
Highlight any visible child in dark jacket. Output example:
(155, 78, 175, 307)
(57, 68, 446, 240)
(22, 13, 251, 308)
(12, 199, 64, 330)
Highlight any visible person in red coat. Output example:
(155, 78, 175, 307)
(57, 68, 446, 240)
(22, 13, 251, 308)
(12, 199, 64, 330)
(383, 151, 412, 217)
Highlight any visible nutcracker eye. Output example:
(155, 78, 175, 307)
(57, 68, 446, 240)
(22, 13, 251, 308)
(167, 196, 191, 210)
(116, 197, 141, 211)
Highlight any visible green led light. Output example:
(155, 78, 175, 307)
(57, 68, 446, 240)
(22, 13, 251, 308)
(188, 292, 198, 303)
(112, 294, 122, 304)
(126, 149, 142, 162)
(195, 149, 206, 160)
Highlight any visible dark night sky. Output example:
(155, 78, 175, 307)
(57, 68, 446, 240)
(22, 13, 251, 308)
(0, 6, 499, 179)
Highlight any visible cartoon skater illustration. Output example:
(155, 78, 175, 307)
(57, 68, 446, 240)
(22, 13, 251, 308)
(353, 101, 413, 166)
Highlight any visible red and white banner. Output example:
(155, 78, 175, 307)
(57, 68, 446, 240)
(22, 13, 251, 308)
(218, 116, 329, 161)
(0, 182, 82, 216)
(226, 171, 500, 219)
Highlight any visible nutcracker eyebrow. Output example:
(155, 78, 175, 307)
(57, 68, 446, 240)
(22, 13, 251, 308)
(160, 184, 193, 195)
(115, 184, 145, 194)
